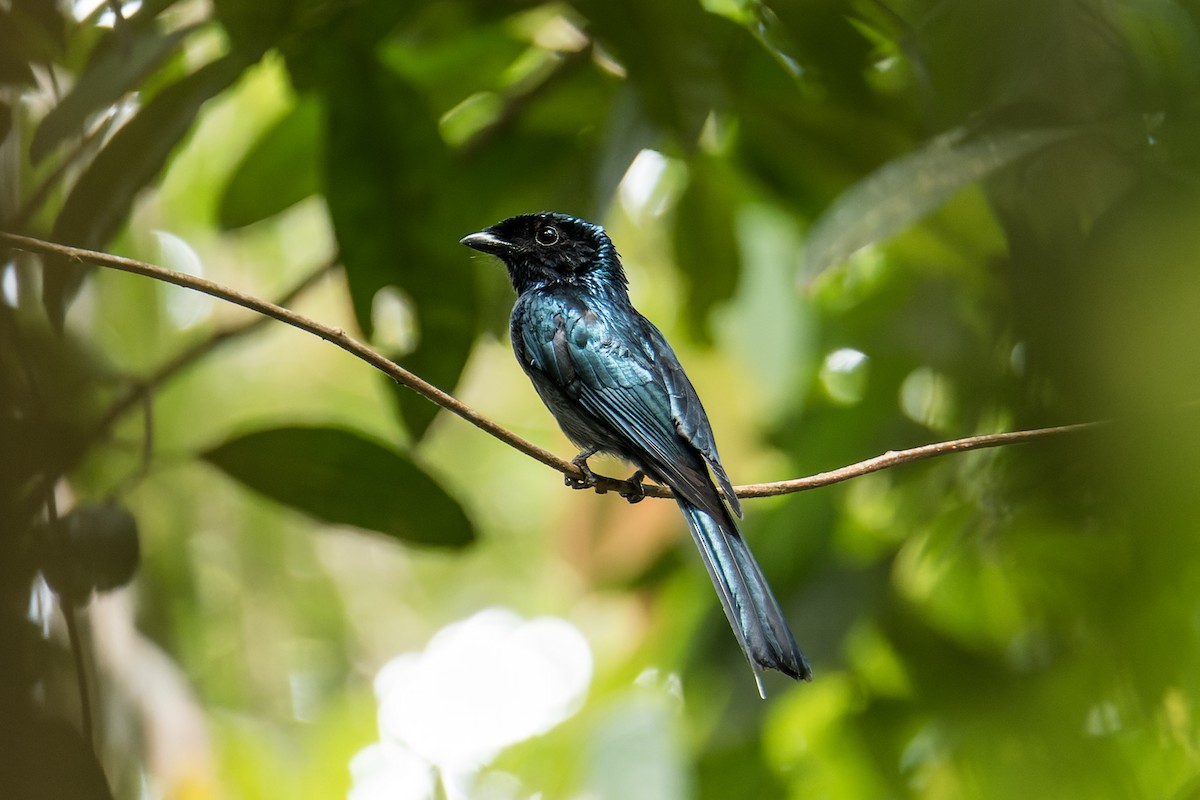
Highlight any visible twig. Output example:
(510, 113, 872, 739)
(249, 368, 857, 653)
(731, 422, 1103, 498)
(62, 602, 95, 746)
(1, 232, 1106, 499)
(98, 258, 337, 497)
(553, 421, 1103, 500)
(93, 254, 339, 440)
(1, 232, 582, 478)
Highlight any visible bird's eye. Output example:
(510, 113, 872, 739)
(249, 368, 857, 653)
(535, 225, 560, 246)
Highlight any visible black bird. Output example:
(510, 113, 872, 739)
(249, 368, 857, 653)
(461, 212, 811, 694)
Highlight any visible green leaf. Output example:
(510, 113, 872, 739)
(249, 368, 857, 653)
(202, 426, 475, 548)
(0, 18, 38, 86)
(45, 53, 248, 327)
(0, 2, 63, 88)
(673, 158, 742, 343)
(30, 23, 193, 163)
(217, 95, 322, 229)
(316, 49, 442, 337)
(801, 125, 1073, 282)
(212, 0, 292, 57)
(570, 0, 727, 145)
(314, 45, 477, 440)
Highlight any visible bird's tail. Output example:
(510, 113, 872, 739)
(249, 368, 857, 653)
(676, 499, 811, 695)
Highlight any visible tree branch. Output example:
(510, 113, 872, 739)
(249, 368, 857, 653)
(93, 254, 339, 441)
(2, 231, 1105, 500)
(3, 232, 582, 478)
(730, 422, 1103, 498)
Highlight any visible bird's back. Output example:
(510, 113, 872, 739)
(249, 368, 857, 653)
(511, 283, 734, 519)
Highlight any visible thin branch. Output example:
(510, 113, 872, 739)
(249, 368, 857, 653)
(98, 258, 337, 496)
(93, 254, 339, 439)
(563, 421, 1104, 501)
(1, 231, 1106, 500)
(2, 232, 582, 479)
(731, 422, 1103, 498)
(62, 601, 95, 746)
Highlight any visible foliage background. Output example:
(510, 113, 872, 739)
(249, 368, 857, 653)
(3, 0, 1200, 797)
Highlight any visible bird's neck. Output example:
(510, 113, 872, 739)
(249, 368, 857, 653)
(515, 274, 629, 305)
(512, 255, 631, 304)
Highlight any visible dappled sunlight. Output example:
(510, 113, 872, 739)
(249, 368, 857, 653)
(618, 150, 678, 220)
(819, 347, 869, 406)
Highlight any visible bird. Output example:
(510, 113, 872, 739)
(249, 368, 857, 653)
(460, 212, 811, 695)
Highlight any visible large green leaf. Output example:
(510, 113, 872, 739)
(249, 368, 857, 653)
(800, 125, 1074, 282)
(46, 53, 248, 326)
(0, 14, 38, 87)
(0, 1, 63, 88)
(202, 426, 475, 548)
(30, 23, 193, 163)
(569, 0, 727, 145)
(673, 158, 742, 343)
(311, 43, 477, 440)
(212, 0, 297, 58)
(217, 95, 322, 229)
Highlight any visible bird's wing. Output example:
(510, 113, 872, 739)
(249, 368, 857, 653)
(638, 318, 743, 518)
(517, 294, 733, 518)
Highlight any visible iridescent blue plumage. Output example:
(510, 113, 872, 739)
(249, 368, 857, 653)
(461, 212, 811, 692)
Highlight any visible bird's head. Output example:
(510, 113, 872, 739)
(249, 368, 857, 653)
(460, 212, 627, 295)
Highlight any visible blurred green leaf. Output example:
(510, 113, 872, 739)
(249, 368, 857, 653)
(0, 1, 63, 87)
(673, 158, 741, 343)
(377, 13, 528, 118)
(0, 319, 114, 521)
(315, 48, 444, 336)
(1115, 0, 1200, 103)
(217, 95, 322, 229)
(11, 0, 65, 47)
(314, 44, 477, 439)
(46, 53, 249, 326)
(0, 24, 38, 86)
(0, 712, 117, 800)
(213, 0, 292, 57)
(203, 426, 475, 547)
(30, 23, 193, 163)
(719, 0, 870, 95)
(570, 0, 727, 144)
(281, 0, 416, 90)
(801, 125, 1073, 281)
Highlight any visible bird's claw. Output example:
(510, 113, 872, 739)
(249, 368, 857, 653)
(619, 471, 645, 504)
(564, 471, 596, 490)
(566, 449, 600, 491)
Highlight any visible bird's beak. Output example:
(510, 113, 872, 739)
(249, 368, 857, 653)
(459, 229, 514, 256)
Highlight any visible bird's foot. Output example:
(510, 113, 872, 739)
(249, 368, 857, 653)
(619, 471, 646, 504)
(566, 448, 600, 491)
